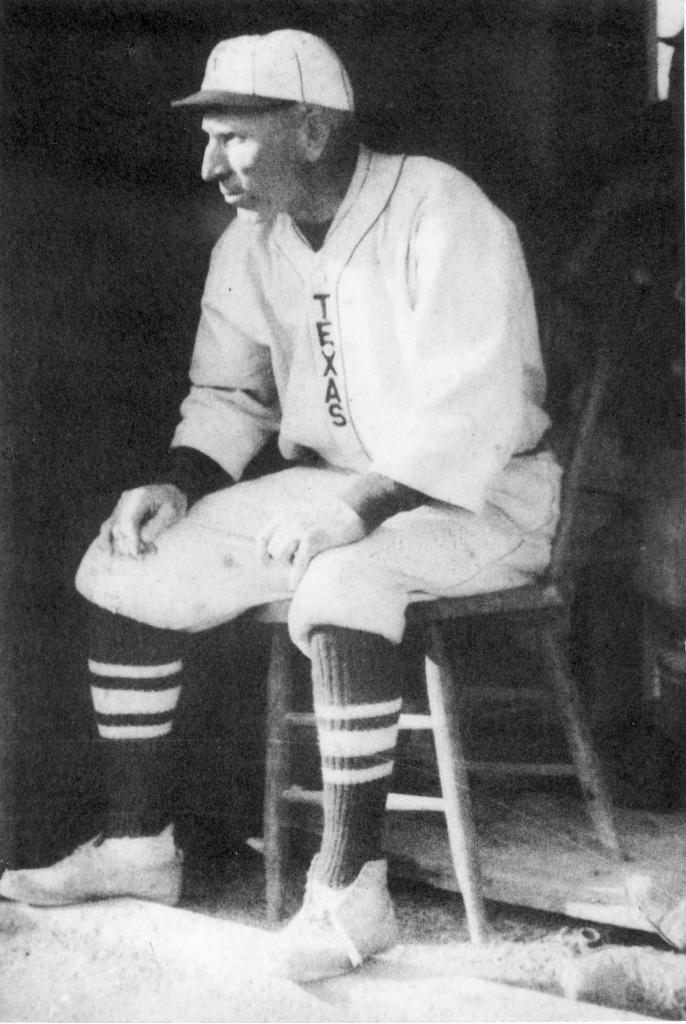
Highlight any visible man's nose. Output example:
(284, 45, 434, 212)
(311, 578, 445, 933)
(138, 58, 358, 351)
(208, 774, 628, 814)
(201, 140, 230, 182)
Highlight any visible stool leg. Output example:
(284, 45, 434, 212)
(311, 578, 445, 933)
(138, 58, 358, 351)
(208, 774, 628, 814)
(539, 625, 623, 858)
(425, 623, 489, 944)
(263, 625, 295, 924)
(640, 599, 663, 707)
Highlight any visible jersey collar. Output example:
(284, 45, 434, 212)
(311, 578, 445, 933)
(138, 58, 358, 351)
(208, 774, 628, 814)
(271, 146, 405, 279)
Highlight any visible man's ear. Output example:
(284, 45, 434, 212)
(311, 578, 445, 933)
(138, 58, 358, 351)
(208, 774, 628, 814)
(298, 108, 332, 163)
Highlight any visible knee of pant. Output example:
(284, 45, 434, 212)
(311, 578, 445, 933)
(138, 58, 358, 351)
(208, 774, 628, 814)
(75, 538, 152, 624)
(75, 539, 107, 603)
(289, 550, 349, 620)
(288, 549, 407, 655)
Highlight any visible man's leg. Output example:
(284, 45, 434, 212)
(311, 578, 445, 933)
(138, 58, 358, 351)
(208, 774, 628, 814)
(272, 626, 402, 981)
(309, 627, 401, 888)
(0, 470, 345, 908)
(0, 605, 187, 906)
(88, 605, 185, 840)
(273, 458, 560, 980)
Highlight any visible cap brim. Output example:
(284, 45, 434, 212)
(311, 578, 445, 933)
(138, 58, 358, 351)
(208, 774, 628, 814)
(171, 90, 297, 111)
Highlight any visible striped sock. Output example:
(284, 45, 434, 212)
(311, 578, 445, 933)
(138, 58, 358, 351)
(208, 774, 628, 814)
(310, 627, 402, 889)
(87, 605, 187, 837)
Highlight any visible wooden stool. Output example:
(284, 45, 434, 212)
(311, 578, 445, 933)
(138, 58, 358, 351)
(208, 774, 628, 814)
(257, 340, 628, 944)
(257, 591, 621, 944)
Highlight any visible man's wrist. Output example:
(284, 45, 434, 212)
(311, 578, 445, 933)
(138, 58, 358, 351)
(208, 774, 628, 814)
(340, 472, 425, 531)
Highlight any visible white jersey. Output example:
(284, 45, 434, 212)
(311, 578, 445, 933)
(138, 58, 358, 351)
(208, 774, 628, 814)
(172, 145, 550, 514)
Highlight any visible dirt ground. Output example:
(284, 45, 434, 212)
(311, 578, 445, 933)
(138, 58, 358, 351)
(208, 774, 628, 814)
(0, 893, 652, 1024)
(181, 844, 686, 1020)
(1, 841, 685, 1021)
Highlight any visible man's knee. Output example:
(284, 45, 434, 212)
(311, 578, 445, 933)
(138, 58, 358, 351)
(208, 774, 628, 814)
(75, 537, 103, 598)
(288, 549, 407, 654)
(74, 538, 178, 629)
(75, 537, 127, 616)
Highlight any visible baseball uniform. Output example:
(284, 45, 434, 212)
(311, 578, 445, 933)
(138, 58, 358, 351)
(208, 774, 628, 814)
(76, 145, 561, 653)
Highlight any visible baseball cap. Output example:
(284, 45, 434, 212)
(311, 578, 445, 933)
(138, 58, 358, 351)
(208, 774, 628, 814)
(172, 30, 354, 113)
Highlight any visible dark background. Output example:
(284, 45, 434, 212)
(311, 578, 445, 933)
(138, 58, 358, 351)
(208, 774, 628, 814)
(0, 0, 656, 867)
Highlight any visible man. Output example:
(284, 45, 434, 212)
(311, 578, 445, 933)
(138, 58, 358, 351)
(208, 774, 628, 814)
(0, 30, 560, 979)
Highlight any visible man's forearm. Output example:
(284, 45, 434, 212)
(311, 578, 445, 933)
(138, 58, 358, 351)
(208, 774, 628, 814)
(156, 451, 425, 528)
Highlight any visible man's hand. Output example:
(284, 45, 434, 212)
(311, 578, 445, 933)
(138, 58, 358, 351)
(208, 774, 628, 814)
(98, 484, 188, 558)
(257, 499, 368, 588)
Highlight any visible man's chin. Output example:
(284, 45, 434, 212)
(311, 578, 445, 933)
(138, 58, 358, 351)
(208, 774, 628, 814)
(221, 191, 250, 206)
(218, 187, 277, 217)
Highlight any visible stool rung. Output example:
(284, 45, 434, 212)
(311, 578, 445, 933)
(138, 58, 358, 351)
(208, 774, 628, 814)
(285, 712, 434, 729)
(281, 761, 574, 808)
(282, 785, 446, 812)
(469, 761, 576, 777)
(285, 695, 550, 731)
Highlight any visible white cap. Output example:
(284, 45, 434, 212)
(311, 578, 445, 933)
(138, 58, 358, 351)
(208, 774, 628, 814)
(172, 30, 354, 113)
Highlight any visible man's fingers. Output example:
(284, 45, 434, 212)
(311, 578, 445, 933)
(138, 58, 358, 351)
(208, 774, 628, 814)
(256, 523, 276, 565)
(97, 514, 115, 552)
(97, 502, 139, 557)
(257, 522, 300, 567)
(96, 485, 187, 559)
(110, 517, 142, 557)
(99, 491, 143, 557)
(139, 503, 179, 545)
(272, 535, 299, 565)
(289, 538, 315, 589)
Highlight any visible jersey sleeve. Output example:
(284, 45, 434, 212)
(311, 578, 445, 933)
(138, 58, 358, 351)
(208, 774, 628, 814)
(369, 171, 549, 512)
(171, 218, 281, 481)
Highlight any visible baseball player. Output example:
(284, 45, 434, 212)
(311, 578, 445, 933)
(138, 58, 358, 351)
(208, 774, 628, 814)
(0, 30, 561, 980)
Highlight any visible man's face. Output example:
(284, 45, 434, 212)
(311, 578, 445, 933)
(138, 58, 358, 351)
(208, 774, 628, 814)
(200, 108, 305, 216)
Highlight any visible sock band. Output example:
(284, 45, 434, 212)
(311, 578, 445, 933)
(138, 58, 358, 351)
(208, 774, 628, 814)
(318, 698, 400, 784)
(91, 686, 181, 716)
(90, 662, 182, 741)
(318, 726, 399, 759)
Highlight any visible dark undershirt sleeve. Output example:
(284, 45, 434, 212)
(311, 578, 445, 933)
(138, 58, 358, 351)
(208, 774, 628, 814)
(156, 450, 424, 527)
(340, 472, 426, 532)
(155, 446, 234, 506)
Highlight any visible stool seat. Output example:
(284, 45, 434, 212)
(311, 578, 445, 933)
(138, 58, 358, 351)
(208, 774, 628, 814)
(253, 583, 566, 629)
(407, 583, 567, 622)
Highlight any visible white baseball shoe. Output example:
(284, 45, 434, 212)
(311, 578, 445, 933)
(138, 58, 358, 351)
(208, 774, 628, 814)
(0, 825, 182, 907)
(269, 857, 399, 982)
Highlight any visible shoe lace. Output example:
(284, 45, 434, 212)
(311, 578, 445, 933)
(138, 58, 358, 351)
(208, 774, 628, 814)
(64, 834, 105, 864)
(304, 886, 363, 968)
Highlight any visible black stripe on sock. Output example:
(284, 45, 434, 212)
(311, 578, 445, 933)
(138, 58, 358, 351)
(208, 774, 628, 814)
(89, 675, 181, 691)
(321, 749, 396, 774)
(95, 711, 173, 728)
(315, 713, 399, 732)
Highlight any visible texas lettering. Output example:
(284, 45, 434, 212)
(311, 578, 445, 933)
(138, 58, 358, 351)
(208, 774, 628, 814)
(313, 293, 347, 427)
